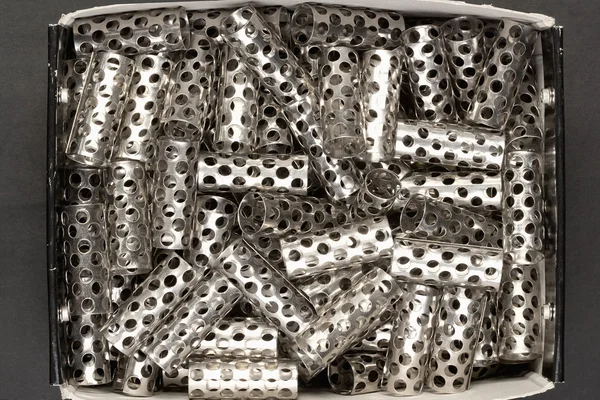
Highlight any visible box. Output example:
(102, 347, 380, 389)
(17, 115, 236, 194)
(47, 1, 565, 399)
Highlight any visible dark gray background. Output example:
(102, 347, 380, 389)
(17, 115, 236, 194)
(0, 0, 594, 398)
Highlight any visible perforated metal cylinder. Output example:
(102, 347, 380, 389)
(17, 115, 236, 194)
(329, 353, 385, 395)
(354, 159, 412, 183)
(383, 283, 440, 396)
(213, 48, 260, 154)
(466, 20, 539, 130)
(292, 44, 321, 80)
(474, 296, 499, 367)
(254, 89, 295, 154)
(502, 151, 544, 264)
(426, 287, 488, 394)
(216, 240, 318, 340)
(65, 314, 112, 386)
(471, 363, 499, 381)
(394, 121, 505, 170)
(396, 171, 502, 214)
(441, 17, 486, 119)
(188, 358, 298, 400)
(67, 53, 134, 167)
(187, 10, 227, 43)
(258, 6, 292, 45)
(113, 55, 173, 165)
(141, 269, 241, 373)
(482, 20, 501, 54)
(360, 50, 403, 162)
(162, 32, 220, 140)
(244, 234, 286, 272)
(401, 25, 455, 122)
(184, 195, 238, 271)
(163, 364, 189, 390)
(350, 169, 400, 219)
(400, 195, 503, 248)
(151, 139, 198, 249)
(291, 4, 404, 48)
(110, 274, 145, 313)
(73, 8, 189, 57)
(105, 161, 152, 274)
(197, 153, 308, 195)
(390, 237, 502, 291)
(59, 204, 111, 316)
(281, 217, 394, 279)
(352, 323, 392, 353)
(58, 59, 89, 161)
(59, 166, 104, 205)
(102, 252, 202, 355)
(497, 262, 543, 363)
(292, 267, 401, 380)
(318, 46, 365, 159)
(113, 351, 158, 397)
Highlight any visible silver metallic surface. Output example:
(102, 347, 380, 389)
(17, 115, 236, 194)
(383, 283, 440, 396)
(65, 314, 111, 386)
(281, 217, 394, 279)
(258, 6, 292, 45)
(351, 169, 400, 219)
(187, 10, 227, 43)
(59, 166, 104, 205)
(482, 20, 501, 54)
(197, 153, 309, 195)
(255, 88, 294, 154)
(102, 252, 202, 356)
(329, 353, 385, 395)
(141, 269, 241, 373)
(151, 138, 198, 249)
(399, 195, 503, 248)
(67, 52, 134, 167)
(497, 262, 543, 363)
(113, 351, 159, 397)
(352, 323, 392, 353)
(318, 46, 365, 158)
(59, 204, 111, 316)
(162, 365, 189, 390)
(292, 44, 321, 80)
(244, 233, 286, 272)
(58, 59, 89, 162)
(354, 159, 412, 183)
(360, 49, 403, 162)
(188, 357, 298, 400)
(471, 363, 500, 381)
(474, 296, 499, 367)
(291, 4, 405, 48)
(113, 54, 173, 165)
(106, 160, 152, 275)
(394, 120, 505, 171)
(441, 17, 486, 119)
(390, 237, 503, 291)
(73, 8, 189, 57)
(184, 195, 238, 270)
(502, 151, 544, 264)
(162, 32, 220, 141)
(426, 287, 488, 394)
(110, 273, 146, 314)
(401, 25, 455, 122)
(466, 20, 539, 130)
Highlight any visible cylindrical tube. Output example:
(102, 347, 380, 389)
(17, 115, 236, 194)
(258, 6, 292, 45)
(151, 138, 198, 249)
(281, 217, 394, 279)
(255, 88, 294, 154)
(105, 160, 152, 274)
(354, 159, 412, 182)
(73, 8, 189, 57)
(383, 283, 440, 396)
(396, 171, 502, 214)
(67, 53, 134, 166)
(110, 273, 145, 313)
(352, 323, 392, 353)
(59, 166, 104, 205)
(216, 240, 318, 340)
(400, 195, 503, 248)
(184, 195, 238, 271)
(113, 351, 159, 397)
(113, 54, 173, 165)
(162, 364, 189, 391)
(466, 20, 539, 130)
(426, 287, 488, 394)
(329, 353, 385, 395)
(187, 10, 227, 43)
(291, 4, 405, 48)
(197, 153, 309, 195)
(441, 17, 486, 119)
(102, 252, 203, 356)
(502, 151, 544, 264)
(401, 25, 456, 122)
(497, 262, 543, 363)
(482, 20, 501, 54)
(59, 204, 111, 316)
(244, 234, 286, 272)
(140, 269, 242, 373)
(162, 32, 220, 140)
(474, 296, 499, 366)
(350, 169, 400, 219)
(65, 314, 112, 386)
(471, 363, 500, 381)
(318, 46, 365, 158)
(188, 358, 298, 400)
(390, 237, 503, 291)
(360, 49, 403, 162)
(292, 44, 321, 80)
(394, 120, 505, 170)
(58, 59, 89, 162)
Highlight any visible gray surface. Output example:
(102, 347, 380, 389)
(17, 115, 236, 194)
(0, 0, 591, 399)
